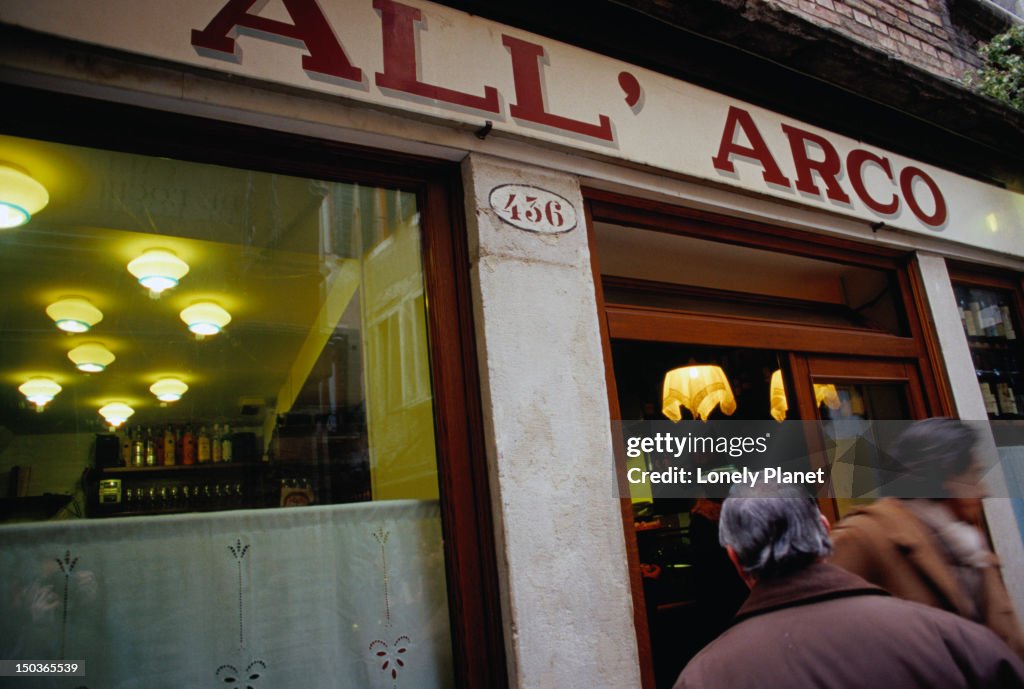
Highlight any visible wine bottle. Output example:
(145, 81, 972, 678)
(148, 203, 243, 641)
(198, 425, 211, 464)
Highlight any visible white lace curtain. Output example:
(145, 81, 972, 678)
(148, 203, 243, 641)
(0, 500, 453, 689)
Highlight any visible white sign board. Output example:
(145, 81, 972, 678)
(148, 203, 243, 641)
(1, 0, 1021, 256)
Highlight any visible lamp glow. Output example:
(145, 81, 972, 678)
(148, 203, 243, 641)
(46, 297, 103, 333)
(770, 369, 788, 422)
(127, 249, 190, 297)
(98, 402, 134, 428)
(150, 378, 188, 402)
(67, 342, 115, 372)
(662, 365, 737, 422)
(768, 370, 841, 422)
(0, 164, 49, 229)
(180, 302, 231, 336)
(815, 383, 841, 410)
(19, 377, 61, 411)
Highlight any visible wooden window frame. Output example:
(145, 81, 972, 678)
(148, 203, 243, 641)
(0, 85, 506, 689)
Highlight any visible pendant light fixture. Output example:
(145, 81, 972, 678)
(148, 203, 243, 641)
(127, 249, 190, 298)
(769, 369, 842, 422)
(770, 369, 788, 422)
(46, 297, 103, 333)
(150, 378, 188, 402)
(0, 163, 49, 229)
(67, 342, 116, 372)
(180, 302, 231, 337)
(19, 377, 62, 411)
(662, 364, 737, 422)
(98, 402, 135, 428)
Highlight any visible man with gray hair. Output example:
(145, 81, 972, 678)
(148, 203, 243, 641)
(673, 482, 1024, 689)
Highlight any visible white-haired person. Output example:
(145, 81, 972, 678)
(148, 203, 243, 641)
(831, 417, 1024, 657)
(673, 481, 1024, 689)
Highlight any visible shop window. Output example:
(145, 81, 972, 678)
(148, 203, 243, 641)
(952, 279, 1024, 419)
(0, 132, 460, 686)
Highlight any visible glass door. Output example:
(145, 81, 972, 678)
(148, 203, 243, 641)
(788, 355, 931, 518)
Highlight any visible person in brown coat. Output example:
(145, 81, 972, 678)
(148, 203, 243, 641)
(673, 482, 1024, 689)
(830, 418, 1024, 657)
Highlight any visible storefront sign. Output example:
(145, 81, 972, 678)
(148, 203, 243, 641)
(488, 185, 577, 234)
(712, 106, 948, 229)
(2, 0, 1020, 255)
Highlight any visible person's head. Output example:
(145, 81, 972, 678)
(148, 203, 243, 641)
(719, 482, 831, 586)
(890, 418, 986, 523)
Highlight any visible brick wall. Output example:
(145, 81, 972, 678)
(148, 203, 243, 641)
(766, 0, 1004, 82)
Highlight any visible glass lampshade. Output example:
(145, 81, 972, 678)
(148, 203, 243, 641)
(46, 297, 103, 333)
(0, 164, 49, 229)
(98, 402, 135, 428)
(662, 365, 737, 422)
(150, 378, 188, 402)
(180, 302, 231, 336)
(127, 249, 190, 296)
(19, 377, 62, 410)
(67, 342, 115, 372)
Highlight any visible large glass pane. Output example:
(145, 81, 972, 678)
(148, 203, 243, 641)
(0, 135, 453, 687)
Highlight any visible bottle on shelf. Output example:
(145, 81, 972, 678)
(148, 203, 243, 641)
(132, 427, 145, 467)
(1000, 305, 1017, 340)
(222, 424, 233, 463)
(212, 423, 223, 463)
(968, 300, 983, 337)
(980, 382, 1000, 416)
(997, 383, 1019, 416)
(182, 425, 196, 465)
(163, 426, 176, 466)
(960, 298, 978, 336)
(198, 425, 211, 464)
(144, 427, 157, 466)
(120, 429, 132, 467)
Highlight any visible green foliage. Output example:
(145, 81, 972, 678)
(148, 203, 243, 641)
(971, 25, 1024, 110)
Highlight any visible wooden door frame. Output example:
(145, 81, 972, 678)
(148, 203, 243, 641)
(586, 190, 954, 689)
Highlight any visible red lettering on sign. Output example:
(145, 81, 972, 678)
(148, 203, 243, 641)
(502, 34, 614, 142)
(781, 124, 851, 203)
(374, 0, 499, 113)
(847, 150, 899, 215)
(900, 167, 948, 228)
(712, 106, 791, 188)
(191, 0, 362, 82)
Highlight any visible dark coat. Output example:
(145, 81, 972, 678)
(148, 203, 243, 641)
(673, 563, 1024, 689)
(831, 498, 1024, 657)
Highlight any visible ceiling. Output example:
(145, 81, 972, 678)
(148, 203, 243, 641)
(0, 134, 384, 435)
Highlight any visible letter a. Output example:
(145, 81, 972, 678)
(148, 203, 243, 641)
(712, 106, 790, 188)
(191, 0, 362, 82)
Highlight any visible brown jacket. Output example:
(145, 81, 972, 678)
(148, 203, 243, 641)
(831, 498, 1024, 657)
(674, 563, 1024, 689)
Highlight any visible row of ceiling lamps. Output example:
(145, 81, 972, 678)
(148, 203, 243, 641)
(7, 163, 227, 424)
(662, 365, 840, 422)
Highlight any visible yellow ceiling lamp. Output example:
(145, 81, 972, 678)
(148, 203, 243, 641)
(127, 249, 190, 298)
(150, 378, 188, 402)
(180, 302, 231, 337)
(770, 369, 788, 422)
(0, 163, 49, 229)
(815, 383, 842, 411)
(769, 369, 842, 421)
(18, 377, 62, 411)
(46, 297, 103, 333)
(67, 342, 115, 372)
(98, 402, 134, 428)
(662, 365, 737, 422)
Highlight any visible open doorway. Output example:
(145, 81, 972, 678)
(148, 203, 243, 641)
(588, 190, 948, 689)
